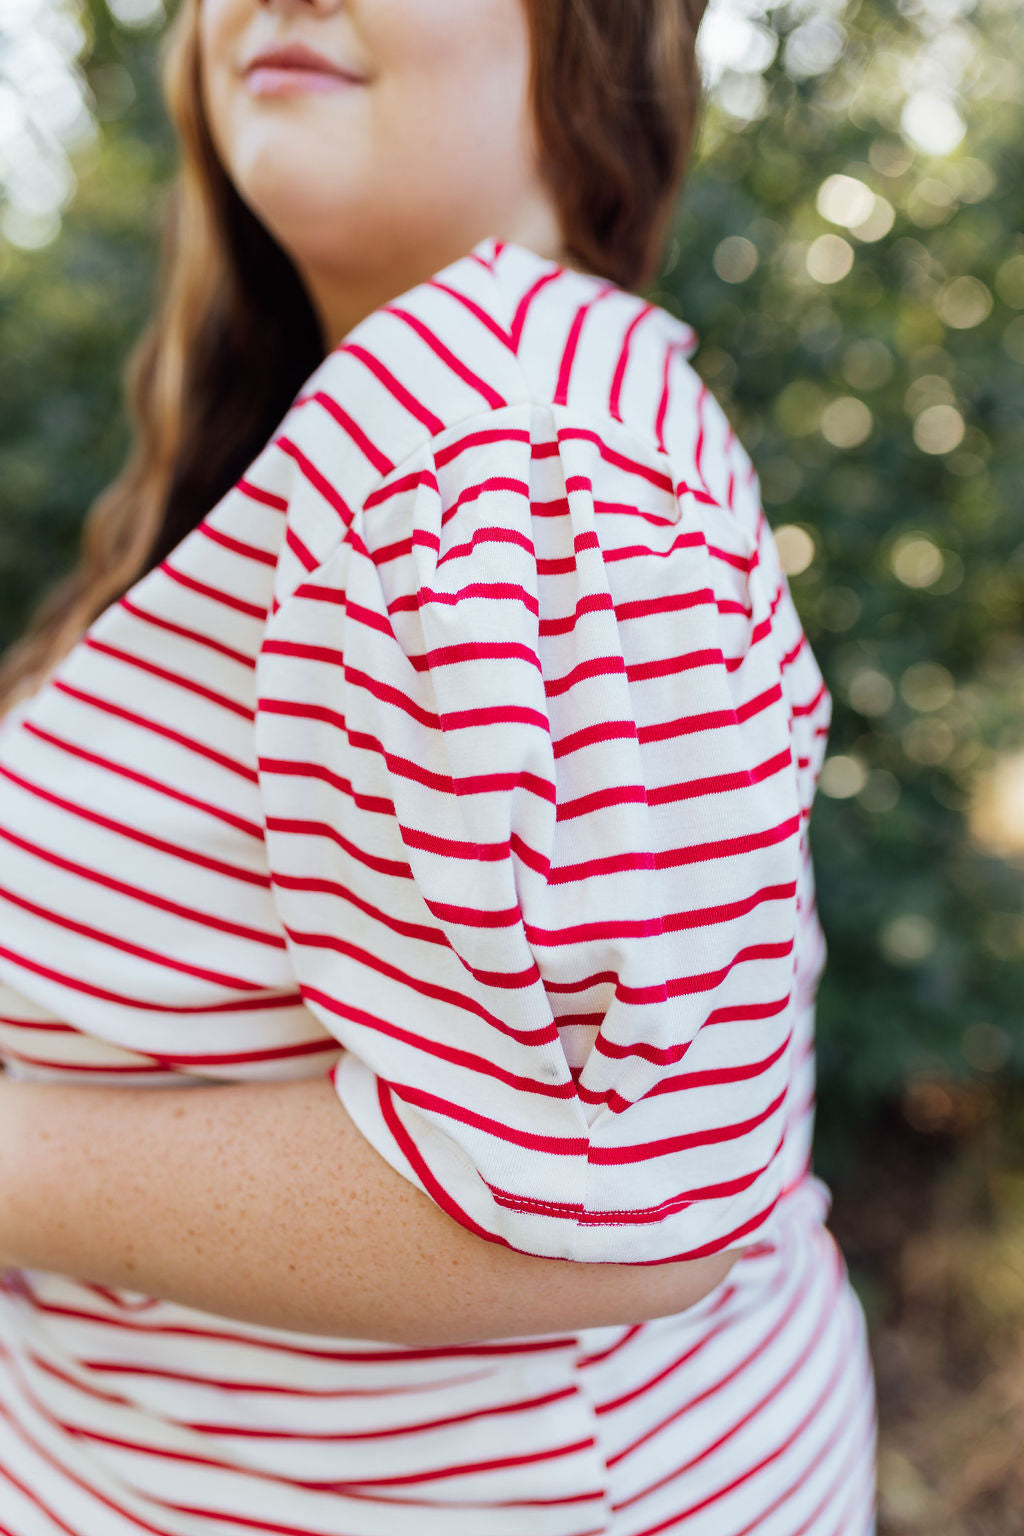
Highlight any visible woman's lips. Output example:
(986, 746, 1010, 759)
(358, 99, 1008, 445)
(244, 66, 361, 96)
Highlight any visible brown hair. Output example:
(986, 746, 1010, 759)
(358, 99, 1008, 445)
(0, 0, 709, 714)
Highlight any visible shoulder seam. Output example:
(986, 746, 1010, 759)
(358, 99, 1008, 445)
(260, 387, 759, 646)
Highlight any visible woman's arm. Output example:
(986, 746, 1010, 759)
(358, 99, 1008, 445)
(0, 1074, 749, 1346)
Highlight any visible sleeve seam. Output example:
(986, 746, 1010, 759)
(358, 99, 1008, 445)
(258, 391, 756, 649)
(258, 398, 534, 646)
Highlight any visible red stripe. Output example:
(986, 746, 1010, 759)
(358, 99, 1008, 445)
(343, 340, 446, 434)
(404, 581, 539, 617)
(609, 303, 656, 420)
(488, 1124, 786, 1223)
(436, 524, 536, 569)
(284, 524, 319, 572)
(258, 756, 394, 817)
(59, 1356, 482, 1395)
(637, 681, 783, 746)
(160, 559, 269, 620)
(645, 746, 794, 808)
(377, 1074, 527, 1251)
(14, 1269, 574, 1359)
(269, 870, 448, 947)
(554, 296, 592, 405)
(0, 820, 285, 949)
(0, 1333, 604, 1524)
(434, 424, 530, 468)
(412, 639, 542, 674)
(0, 1374, 171, 1535)
(440, 472, 529, 527)
(548, 814, 800, 885)
(654, 339, 689, 455)
(263, 650, 543, 745)
(277, 433, 355, 526)
(0, 760, 270, 886)
(265, 814, 412, 880)
(118, 594, 257, 668)
(538, 593, 615, 638)
(603, 1247, 820, 1446)
(601, 528, 707, 565)
(0, 880, 273, 992)
(614, 586, 713, 623)
(545, 653, 626, 700)
(523, 881, 796, 949)
(0, 1013, 77, 1032)
(291, 1434, 600, 1490)
(590, 1086, 786, 1165)
(302, 982, 570, 1091)
(619, 937, 796, 1003)
(427, 278, 518, 352)
(593, 498, 676, 527)
(582, 1027, 795, 1114)
(385, 1078, 784, 1164)
(51, 680, 258, 782)
(235, 474, 287, 513)
(386, 304, 508, 410)
(364, 465, 437, 511)
(596, 998, 793, 1071)
(180, 1384, 580, 1442)
(21, 721, 264, 839)
(625, 644, 733, 685)
(282, 584, 394, 642)
(303, 386, 395, 474)
(83, 638, 255, 721)
(259, 708, 555, 806)
(509, 268, 563, 350)
(1, 1035, 337, 1072)
(616, 1268, 855, 1526)
(557, 426, 675, 492)
(198, 521, 278, 567)
(384, 1089, 574, 1162)
(294, 932, 557, 1045)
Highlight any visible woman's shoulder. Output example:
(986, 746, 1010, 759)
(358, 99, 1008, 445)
(278, 234, 758, 539)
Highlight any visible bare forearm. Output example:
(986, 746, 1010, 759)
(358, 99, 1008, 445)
(0, 1074, 743, 1346)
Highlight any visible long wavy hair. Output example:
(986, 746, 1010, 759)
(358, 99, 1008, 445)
(0, 0, 709, 714)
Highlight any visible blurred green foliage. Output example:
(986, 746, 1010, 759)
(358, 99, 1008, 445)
(669, 0, 1024, 1180)
(0, 0, 1021, 1186)
(0, 0, 176, 639)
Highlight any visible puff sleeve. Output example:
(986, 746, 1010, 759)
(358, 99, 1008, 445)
(254, 396, 806, 1265)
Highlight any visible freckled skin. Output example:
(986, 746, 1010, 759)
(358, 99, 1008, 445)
(196, 0, 569, 348)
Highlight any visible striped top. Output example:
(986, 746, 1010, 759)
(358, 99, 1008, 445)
(0, 235, 877, 1535)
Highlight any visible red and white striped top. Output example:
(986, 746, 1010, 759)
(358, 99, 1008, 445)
(0, 236, 877, 1535)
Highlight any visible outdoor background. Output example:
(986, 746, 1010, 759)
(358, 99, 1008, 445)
(0, 0, 1021, 1526)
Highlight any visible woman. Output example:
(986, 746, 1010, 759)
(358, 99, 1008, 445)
(0, 0, 878, 1531)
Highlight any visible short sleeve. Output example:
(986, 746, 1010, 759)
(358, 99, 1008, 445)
(254, 396, 807, 1265)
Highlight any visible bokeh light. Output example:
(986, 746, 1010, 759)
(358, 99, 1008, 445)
(889, 533, 946, 588)
(899, 662, 955, 711)
(936, 276, 993, 329)
(807, 233, 855, 284)
(817, 174, 876, 230)
(901, 92, 967, 156)
(848, 668, 896, 717)
(712, 234, 759, 283)
(968, 751, 1024, 860)
(820, 753, 870, 799)
(913, 403, 966, 454)
(821, 396, 873, 448)
(880, 913, 938, 964)
(773, 523, 817, 576)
